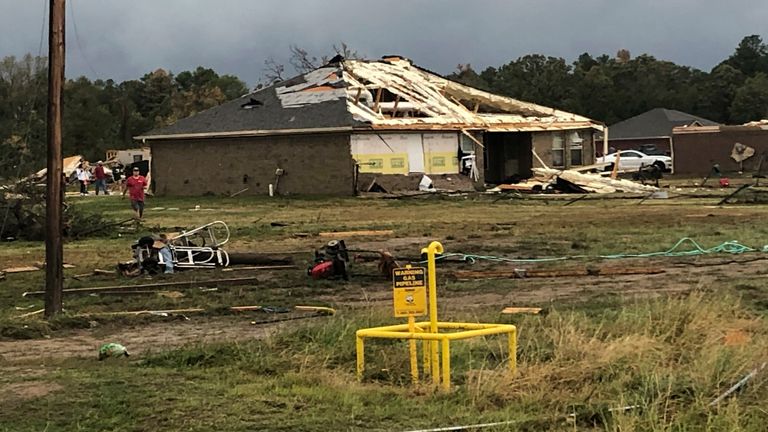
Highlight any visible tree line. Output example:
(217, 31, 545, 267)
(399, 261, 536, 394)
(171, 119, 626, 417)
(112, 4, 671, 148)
(0, 59, 247, 179)
(2, 35, 768, 179)
(448, 35, 768, 126)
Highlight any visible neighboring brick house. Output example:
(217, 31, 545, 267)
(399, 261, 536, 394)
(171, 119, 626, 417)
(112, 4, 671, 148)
(602, 108, 719, 163)
(672, 121, 768, 175)
(137, 56, 603, 195)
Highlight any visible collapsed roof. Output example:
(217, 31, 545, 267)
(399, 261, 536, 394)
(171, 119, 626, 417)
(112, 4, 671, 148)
(137, 56, 601, 140)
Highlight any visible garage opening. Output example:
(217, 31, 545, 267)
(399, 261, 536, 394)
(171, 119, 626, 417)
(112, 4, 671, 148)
(483, 132, 533, 184)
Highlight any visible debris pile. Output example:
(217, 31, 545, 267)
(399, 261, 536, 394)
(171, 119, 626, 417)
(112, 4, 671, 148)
(493, 168, 659, 194)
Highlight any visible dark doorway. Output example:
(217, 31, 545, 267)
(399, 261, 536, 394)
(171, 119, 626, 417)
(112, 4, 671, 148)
(483, 132, 533, 184)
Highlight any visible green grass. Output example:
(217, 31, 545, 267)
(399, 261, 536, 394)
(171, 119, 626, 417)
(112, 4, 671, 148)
(1, 294, 766, 431)
(3, 194, 768, 430)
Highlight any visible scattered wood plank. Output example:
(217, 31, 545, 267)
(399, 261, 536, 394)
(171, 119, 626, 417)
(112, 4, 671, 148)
(22, 275, 272, 297)
(531, 149, 550, 170)
(572, 162, 611, 173)
(3, 266, 40, 273)
(501, 307, 543, 315)
(452, 267, 665, 280)
(229, 187, 249, 198)
(717, 184, 752, 205)
(79, 305, 336, 318)
(79, 308, 206, 317)
(222, 265, 296, 272)
(16, 308, 44, 318)
(318, 230, 394, 237)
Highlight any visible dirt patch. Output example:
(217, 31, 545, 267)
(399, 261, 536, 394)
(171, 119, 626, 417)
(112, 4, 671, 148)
(0, 316, 283, 363)
(0, 381, 63, 403)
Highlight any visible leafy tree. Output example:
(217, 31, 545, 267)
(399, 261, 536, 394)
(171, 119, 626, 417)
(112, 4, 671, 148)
(0, 54, 47, 178)
(724, 35, 768, 77)
(694, 64, 745, 123)
(730, 73, 768, 123)
(446, 64, 491, 90)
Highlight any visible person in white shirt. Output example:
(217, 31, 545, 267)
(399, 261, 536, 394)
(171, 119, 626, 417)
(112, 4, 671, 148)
(75, 163, 89, 195)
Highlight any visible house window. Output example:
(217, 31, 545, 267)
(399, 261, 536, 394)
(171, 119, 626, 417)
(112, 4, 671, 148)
(432, 156, 446, 167)
(390, 158, 405, 169)
(570, 144, 583, 166)
(133, 155, 143, 162)
(552, 133, 565, 167)
(568, 131, 584, 166)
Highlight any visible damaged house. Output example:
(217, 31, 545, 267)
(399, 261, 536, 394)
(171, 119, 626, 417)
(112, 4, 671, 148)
(137, 56, 604, 195)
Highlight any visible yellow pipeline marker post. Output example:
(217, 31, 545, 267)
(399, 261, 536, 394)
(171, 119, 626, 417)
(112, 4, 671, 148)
(426, 241, 442, 385)
(393, 264, 427, 384)
(356, 241, 517, 392)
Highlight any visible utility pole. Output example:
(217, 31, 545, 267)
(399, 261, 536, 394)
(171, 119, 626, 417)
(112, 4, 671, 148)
(45, 0, 65, 318)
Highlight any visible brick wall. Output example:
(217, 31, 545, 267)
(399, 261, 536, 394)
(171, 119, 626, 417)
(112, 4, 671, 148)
(150, 133, 355, 196)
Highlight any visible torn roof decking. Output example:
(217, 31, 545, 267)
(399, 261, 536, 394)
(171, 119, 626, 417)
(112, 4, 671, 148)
(137, 57, 601, 141)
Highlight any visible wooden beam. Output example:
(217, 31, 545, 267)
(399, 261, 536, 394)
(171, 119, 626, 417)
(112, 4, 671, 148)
(391, 95, 400, 118)
(22, 275, 285, 297)
(318, 230, 393, 237)
(501, 307, 543, 315)
(354, 87, 362, 104)
(461, 129, 484, 149)
(473, 101, 480, 114)
(372, 88, 383, 112)
(531, 149, 550, 170)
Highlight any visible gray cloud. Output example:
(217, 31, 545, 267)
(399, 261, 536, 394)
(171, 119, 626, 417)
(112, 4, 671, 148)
(1, 0, 766, 87)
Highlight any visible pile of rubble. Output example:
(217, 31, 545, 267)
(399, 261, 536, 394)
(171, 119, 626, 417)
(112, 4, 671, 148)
(493, 166, 659, 194)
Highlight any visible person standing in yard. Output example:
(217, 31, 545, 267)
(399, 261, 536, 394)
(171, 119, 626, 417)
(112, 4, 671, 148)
(122, 167, 147, 219)
(75, 162, 89, 195)
(93, 161, 109, 195)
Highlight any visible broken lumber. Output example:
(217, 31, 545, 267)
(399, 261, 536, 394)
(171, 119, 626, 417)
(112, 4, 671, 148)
(226, 253, 294, 266)
(222, 265, 296, 272)
(452, 267, 665, 280)
(82, 308, 206, 317)
(717, 184, 752, 205)
(501, 307, 543, 315)
(22, 275, 270, 297)
(319, 230, 394, 237)
(229, 187, 249, 198)
(80, 305, 336, 318)
(532, 168, 659, 194)
(16, 308, 44, 318)
(2, 266, 41, 273)
(709, 362, 766, 407)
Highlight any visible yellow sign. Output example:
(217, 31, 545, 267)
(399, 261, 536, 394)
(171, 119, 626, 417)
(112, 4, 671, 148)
(393, 267, 427, 317)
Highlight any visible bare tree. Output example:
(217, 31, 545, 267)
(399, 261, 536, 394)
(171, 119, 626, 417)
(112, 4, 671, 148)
(262, 57, 286, 85)
(259, 42, 362, 86)
(289, 45, 320, 73)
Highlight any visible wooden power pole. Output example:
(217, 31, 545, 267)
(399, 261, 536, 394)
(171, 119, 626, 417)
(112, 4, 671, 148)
(45, 0, 66, 318)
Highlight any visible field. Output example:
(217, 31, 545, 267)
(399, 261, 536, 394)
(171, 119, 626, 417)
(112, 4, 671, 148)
(1, 191, 768, 431)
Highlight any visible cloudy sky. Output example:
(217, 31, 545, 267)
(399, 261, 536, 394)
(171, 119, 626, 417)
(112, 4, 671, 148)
(1, 0, 766, 86)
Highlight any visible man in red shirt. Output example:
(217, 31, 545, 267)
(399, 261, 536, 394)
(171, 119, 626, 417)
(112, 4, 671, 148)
(122, 167, 148, 219)
(93, 161, 109, 195)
